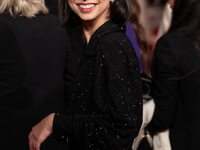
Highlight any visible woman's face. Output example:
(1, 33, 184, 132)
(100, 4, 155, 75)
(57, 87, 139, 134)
(168, 0, 175, 8)
(68, 0, 111, 24)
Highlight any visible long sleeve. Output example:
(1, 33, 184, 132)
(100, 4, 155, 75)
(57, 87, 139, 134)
(147, 36, 179, 134)
(53, 33, 143, 149)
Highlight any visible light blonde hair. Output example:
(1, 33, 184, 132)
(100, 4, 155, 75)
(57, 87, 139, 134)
(0, 0, 49, 18)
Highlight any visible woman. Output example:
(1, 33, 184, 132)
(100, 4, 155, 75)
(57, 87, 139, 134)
(147, 0, 200, 149)
(28, 0, 143, 150)
(0, 0, 75, 149)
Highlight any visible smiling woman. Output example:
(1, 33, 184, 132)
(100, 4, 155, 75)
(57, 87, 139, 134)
(28, 0, 143, 150)
(68, 0, 111, 42)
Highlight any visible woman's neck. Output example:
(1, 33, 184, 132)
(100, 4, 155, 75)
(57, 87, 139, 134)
(82, 18, 110, 43)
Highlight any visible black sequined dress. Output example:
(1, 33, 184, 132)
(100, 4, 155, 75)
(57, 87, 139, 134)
(53, 20, 143, 150)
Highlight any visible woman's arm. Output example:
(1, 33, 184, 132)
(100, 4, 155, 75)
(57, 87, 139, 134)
(29, 113, 55, 150)
(28, 36, 143, 150)
(147, 36, 179, 134)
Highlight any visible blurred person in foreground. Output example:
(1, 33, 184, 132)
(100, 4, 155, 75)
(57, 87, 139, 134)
(147, 0, 200, 149)
(0, 0, 76, 149)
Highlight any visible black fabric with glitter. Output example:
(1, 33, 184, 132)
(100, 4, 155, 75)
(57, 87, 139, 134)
(53, 20, 143, 150)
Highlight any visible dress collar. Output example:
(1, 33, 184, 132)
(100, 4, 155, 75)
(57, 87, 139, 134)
(84, 20, 126, 56)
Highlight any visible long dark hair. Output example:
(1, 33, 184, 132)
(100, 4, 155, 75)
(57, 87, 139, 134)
(58, 0, 132, 27)
(168, 0, 200, 50)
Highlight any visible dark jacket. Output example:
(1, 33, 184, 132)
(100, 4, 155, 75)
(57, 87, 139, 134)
(45, 0, 58, 15)
(0, 13, 76, 150)
(53, 20, 143, 150)
(147, 32, 200, 150)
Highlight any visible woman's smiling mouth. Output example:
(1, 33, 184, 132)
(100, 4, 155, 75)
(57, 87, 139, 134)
(78, 4, 96, 12)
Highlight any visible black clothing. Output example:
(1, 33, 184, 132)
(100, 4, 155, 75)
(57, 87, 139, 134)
(66, 25, 84, 65)
(45, 0, 84, 64)
(53, 20, 143, 150)
(0, 13, 76, 150)
(147, 32, 200, 150)
(45, 0, 58, 15)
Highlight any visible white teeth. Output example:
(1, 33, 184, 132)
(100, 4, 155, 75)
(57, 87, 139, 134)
(79, 4, 95, 9)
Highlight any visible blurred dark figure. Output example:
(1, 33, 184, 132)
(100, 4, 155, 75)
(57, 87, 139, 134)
(45, 0, 59, 15)
(0, 0, 76, 149)
(147, 0, 200, 149)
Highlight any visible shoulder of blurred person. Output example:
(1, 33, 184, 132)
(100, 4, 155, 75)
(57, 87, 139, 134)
(45, 0, 59, 16)
(153, 31, 200, 79)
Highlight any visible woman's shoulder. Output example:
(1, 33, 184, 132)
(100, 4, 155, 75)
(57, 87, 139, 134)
(98, 31, 135, 55)
(96, 32, 139, 68)
(98, 28, 132, 47)
(93, 21, 138, 60)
